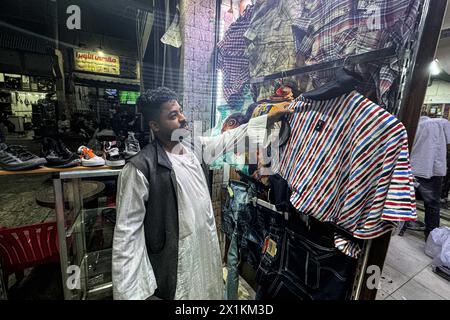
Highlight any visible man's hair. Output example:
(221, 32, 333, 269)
(137, 87, 179, 123)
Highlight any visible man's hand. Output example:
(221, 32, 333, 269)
(266, 105, 295, 127)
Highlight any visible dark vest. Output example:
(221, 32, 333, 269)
(128, 139, 179, 300)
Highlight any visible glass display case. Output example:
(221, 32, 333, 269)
(52, 168, 121, 300)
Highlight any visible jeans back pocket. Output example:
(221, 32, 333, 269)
(283, 229, 341, 291)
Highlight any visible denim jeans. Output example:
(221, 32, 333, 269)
(256, 221, 356, 300)
(225, 231, 240, 300)
(221, 180, 253, 300)
(417, 176, 443, 236)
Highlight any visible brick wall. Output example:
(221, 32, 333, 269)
(180, 0, 216, 131)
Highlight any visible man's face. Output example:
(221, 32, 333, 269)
(150, 100, 189, 142)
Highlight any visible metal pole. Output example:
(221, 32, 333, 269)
(352, 239, 373, 300)
(72, 178, 87, 299)
(211, 0, 222, 128)
(53, 177, 71, 300)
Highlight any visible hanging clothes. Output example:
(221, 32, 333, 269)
(243, 0, 301, 101)
(276, 91, 417, 257)
(161, 5, 182, 48)
(292, 0, 421, 111)
(217, 5, 255, 108)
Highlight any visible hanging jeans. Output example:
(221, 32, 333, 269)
(255, 220, 357, 300)
(221, 180, 253, 300)
(240, 202, 287, 271)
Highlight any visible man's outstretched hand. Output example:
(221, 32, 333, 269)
(266, 106, 295, 127)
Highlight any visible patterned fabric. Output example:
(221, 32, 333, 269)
(276, 91, 417, 257)
(222, 113, 248, 133)
(217, 5, 255, 108)
(244, 0, 301, 101)
(292, 0, 421, 111)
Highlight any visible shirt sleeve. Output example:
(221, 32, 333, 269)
(198, 114, 268, 165)
(112, 163, 157, 300)
(345, 119, 416, 240)
(379, 129, 417, 222)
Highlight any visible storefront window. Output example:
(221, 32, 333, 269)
(0, 0, 449, 304)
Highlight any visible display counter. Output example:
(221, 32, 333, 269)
(0, 166, 122, 300)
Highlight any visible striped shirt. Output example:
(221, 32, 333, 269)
(276, 91, 416, 257)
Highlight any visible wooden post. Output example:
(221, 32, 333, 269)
(399, 0, 448, 148)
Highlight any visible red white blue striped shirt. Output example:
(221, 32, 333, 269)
(277, 91, 416, 257)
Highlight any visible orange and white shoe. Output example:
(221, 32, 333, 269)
(77, 146, 105, 167)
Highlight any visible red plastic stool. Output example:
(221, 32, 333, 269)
(0, 222, 60, 289)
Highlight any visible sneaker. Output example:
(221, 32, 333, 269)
(87, 137, 103, 157)
(0, 143, 47, 171)
(77, 146, 105, 167)
(124, 132, 141, 159)
(103, 142, 125, 167)
(42, 138, 80, 168)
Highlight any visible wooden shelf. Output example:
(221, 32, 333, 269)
(0, 165, 120, 176)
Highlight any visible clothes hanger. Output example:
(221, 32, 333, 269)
(302, 56, 363, 101)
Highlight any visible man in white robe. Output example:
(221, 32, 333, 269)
(112, 87, 290, 300)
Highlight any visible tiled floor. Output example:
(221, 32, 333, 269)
(376, 231, 450, 300)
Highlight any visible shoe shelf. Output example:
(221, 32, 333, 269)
(0, 165, 121, 176)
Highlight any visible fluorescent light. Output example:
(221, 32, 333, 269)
(430, 59, 441, 76)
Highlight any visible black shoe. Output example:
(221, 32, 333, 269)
(55, 139, 81, 168)
(0, 143, 47, 171)
(42, 137, 80, 168)
(103, 141, 125, 167)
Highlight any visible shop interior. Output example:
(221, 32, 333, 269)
(0, 0, 450, 301)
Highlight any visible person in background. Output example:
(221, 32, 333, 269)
(408, 110, 450, 240)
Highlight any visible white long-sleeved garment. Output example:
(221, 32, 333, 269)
(112, 115, 268, 300)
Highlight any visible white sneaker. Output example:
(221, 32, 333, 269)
(124, 132, 141, 159)
(77, 146, 105, 167)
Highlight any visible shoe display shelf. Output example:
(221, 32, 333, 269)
(0, 166, 122, 300)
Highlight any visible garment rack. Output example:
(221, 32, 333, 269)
(250, 197, 370, 300)
(238, 171, 359, 240)
(250, 46, 397, 84)
(252, 198, 360, 242)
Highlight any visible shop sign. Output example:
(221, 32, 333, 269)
(74, 50, 120, 75)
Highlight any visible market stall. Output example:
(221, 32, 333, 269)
(0, 0, 448, 301)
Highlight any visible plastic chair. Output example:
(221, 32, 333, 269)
(0, 222, 60, 289)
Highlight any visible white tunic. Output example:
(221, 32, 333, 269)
(166, 150, 223, 299)
(112, 115, 267, 300)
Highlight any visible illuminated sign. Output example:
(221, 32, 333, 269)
(74, 50, 120, 75)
